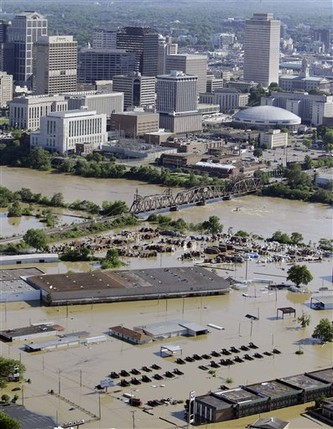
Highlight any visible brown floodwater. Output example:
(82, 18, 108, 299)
(0, 166, 332, 428)
(1, 166, 332, 243)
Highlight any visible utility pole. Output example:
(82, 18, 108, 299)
(131, 410, 136, 429)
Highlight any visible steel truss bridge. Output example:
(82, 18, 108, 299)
(130, 176, 263, 215)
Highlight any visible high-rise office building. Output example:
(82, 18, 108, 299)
(165, 54, 207, 94)
(157, 71, 198, 114)
(158, 35, 178, 75)
(34, 35, 78, 95)
(8, 12, 48, 89)
(156, 71, 202, 134)
(112, 73, 155, 110)
(78, 48, 136, 83)
(243, 12, 280, 87)
(0, 71, 13, 107)
(92, 29, 117, 50)
(116, 26, 160, 76)
(0, 20, 13, 74)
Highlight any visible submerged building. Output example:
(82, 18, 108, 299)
(25, 267, 230, 306)
(193, 368, 333, 425)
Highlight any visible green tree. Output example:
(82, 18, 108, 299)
(253, 148, 263, 158)
(101, 249, 123, 269)
(323, 129, 333, 151)
(287, 264, 313, 287)
(248, 84, 266, 106)
(7, 201, 22, 217)
(312, 318, 333, 343)
(50, 192, 65, 207)
(0, 411, 20, 429)
(27, 147, 51, 170)
(285, 164, 312, 189)
(17, 188, 34, 202)
(23, 229, 48, 251)
(0, 357, 25, 387)
(60, 247, 91, 261)
(318, 238, 333, 252)
(303, 155, 313, 170)
(290, 232, 303, 245)
(270, 230, 291, 244)
(201, 216, 223, 236)
(297, 312, 311, 328)
(302, 138, 312, 149)
(1, 394, 10, 403)
(101, 200, 129, 216)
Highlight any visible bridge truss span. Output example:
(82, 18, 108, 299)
(130, 176, 263, 215)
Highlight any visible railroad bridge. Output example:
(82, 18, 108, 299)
(130, 176, 263, 215)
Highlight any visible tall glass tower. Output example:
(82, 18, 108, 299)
(8, 11, 48, 88)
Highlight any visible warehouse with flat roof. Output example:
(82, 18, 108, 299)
(0, 267, 44, 302)
(26, 267, 230, 306)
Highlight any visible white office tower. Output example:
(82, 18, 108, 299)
(8, 12, 48, 89)
(165, 54, 207, 94)
(244, 13, 280, 87)
(157, 71, 202, 134)
(34, 36, 78, 95)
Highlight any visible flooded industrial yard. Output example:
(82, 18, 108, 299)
(1, 272, 332, 428)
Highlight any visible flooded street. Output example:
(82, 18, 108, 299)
(0, 166, 332, 428)
(1, 276, 332, 428)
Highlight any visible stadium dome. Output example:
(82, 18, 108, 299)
(232, 106, 301, 130)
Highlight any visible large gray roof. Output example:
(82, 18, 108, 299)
(233, 106, 301, 124)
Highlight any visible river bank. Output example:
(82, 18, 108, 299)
(1, 166, 332, 244)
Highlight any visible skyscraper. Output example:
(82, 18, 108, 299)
(78, 48, 136, 83)
(156, 71, 202, 134)
(92, 29, 117, 50)
(112, 72, 156, 110)
(157, 71, 198, 114)
(243, 13, 280, 87)
(8, 12, 48, 88)
(34, 35, 78, 95)
(116, 27, 160, 76)
(165, 54, 207, 94)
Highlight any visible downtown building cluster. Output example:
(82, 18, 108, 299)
(0, 10, 332, 155)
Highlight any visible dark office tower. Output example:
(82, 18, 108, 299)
(116, 26, 160, 76)
(0, 19, 10, 42)
(78, 48, 136, 84)
(0, 20, 14, 73)
(8, 12, 48, 89)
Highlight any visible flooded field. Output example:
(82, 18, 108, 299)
(0, 208, 84, 238)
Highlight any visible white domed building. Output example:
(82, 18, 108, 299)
(232, 106, 301, 131)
